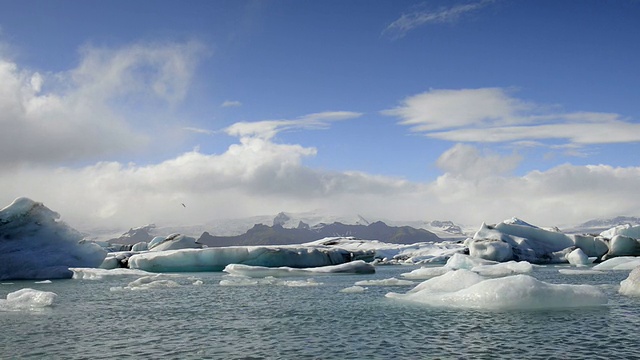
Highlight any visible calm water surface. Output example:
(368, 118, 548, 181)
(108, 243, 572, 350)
(1, 265, 639, 359)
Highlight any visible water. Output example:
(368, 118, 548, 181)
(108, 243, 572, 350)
(1, 265, 640, 359)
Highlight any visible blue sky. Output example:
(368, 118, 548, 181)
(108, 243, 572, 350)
(1, 0, 639, 229)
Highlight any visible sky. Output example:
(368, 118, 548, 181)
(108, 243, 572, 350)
(0, 0, 639, 231)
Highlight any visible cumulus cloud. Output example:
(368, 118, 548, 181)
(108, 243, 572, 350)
(384, 88, 640, 147)
(0, 41, 205, 166)
(384, 0, 496, 39)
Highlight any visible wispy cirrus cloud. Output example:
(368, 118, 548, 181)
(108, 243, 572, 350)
(383, 87, 640, 147)
(221, 100, 242, 107)
(224, 111, 362, 140)
(383, 0, 496, 39)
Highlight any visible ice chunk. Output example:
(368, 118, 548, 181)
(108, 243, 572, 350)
(354, 278, 414, 286)
(601, 224, 640, 239)
(467, 238, 513, 262)
(340, 286, 367, 293)
(619, 267, 640, 297)
(34, 280, 52, 284)
(606, 235, 640, 258)
(219, 276, 322, 287)
(401, 266, 451, 279)
(566, 248, 590, 267)
(0, 197, 107, 280)
(128, 245, 364, 272)
(111, 274, 181, 291)
(0, 288, 57, 311)
(70, 267, 155, 280)
(387, 272, 607, 310)
(471, 261, 533, 277)
(593, 257, 640, 270)
(148, 234, 202, 251)
(446, 253, 497, 270)
(404, 269, 485, 294)
(223, 260, 374, 278)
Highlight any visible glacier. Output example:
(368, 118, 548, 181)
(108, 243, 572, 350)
(0, 198, 106, 280)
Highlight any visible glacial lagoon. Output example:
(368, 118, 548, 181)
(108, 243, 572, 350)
(2, 265, 639, 359)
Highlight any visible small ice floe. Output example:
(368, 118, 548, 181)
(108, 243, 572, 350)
(340, 286, 367, 293)
(619, 266, 640, 297)
(354, 278, 414, 286)
(0, 288, 57, 311)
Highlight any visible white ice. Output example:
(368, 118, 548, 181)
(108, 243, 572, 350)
(219, 276, 322, 287)
(306, 237, 464, 265)
(401, 266, 451, 279)
(148, 234, 203, 251)
(70, 267, 156, 280)
(619, 266, 640, 297)
(223, 260, 374, 278)
(593, 257, 640, 270)
(401, 253, 532, 280)
(340, 286, 367, 293)
(0, 197, 107, 280)
(387, 270, 607, 310)
(566, 248, 590, 267)
(128, 245, 367, 272)
(110, 274, 181, 291)
(354, 278, 414, 286)
(0, 288, 57, 311)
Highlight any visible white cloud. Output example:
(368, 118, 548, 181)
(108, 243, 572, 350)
(224, 111, 362, 140)
(435, 143, 522, 178)
(0, 41, 205, 166)
(384, 87, 640, 147)
(384, 0, 496, 39)
(221, 100, 242, 107)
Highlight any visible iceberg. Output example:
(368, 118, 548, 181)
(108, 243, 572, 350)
(306, 237, 464, 264)
(70, 267, 155, 280)
(593, 257, 640, 270)
(400, 266, 451, 279)
(110, 274, 181, 291)
(148, 234, 202, 251)
(0, 288, 57, 311)
(223, 260, 374, 278)
(128, 245, 371, 272)
(387, 270, 607, 310)
(401, 254, 532, 279)
(340, 285, 367, 293)
(464, 217, 639, 264)
(619, 266, 640, 297)
(0, 197, 107, 280)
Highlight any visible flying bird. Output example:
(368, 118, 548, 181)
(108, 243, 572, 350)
(181, 203, 186, 208)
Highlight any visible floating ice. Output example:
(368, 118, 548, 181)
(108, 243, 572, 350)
(219, 276, 322, 287)
(601, 224, 640, 240)
(354, 278, 414, 286)
(566, 248, 590, 267)
(445, 253, 497, 270)
(128, 245, 368, 272)
(619, 267, 640, 297)
(70, 267, 155, 280)
(148, 234, 202, 251)
(593, 257, 640, 270)
(387, 271, 607, 310)
(340, 286, 367, 293)
(110, 274, 181, 291)
(34, 280, 52, 284)
(223, 260, 374, 278)
(465, 218, 617, 264)
(0, 198, 107, 280)
(306, 237, 464, 265)
(606, 235, 640, 258)
(401, 266, 451, 279)
(0, 288, 57, 311)
(470, 261, 533, 277)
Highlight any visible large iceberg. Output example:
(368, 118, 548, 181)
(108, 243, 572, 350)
(128, 245, 373, 272)
(223, 260, 374, 277)
(387, 270, 608, 310)
(619, 266, 640, 297)
(464, 217, 640, 264)
(0, 198, 107, 280)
